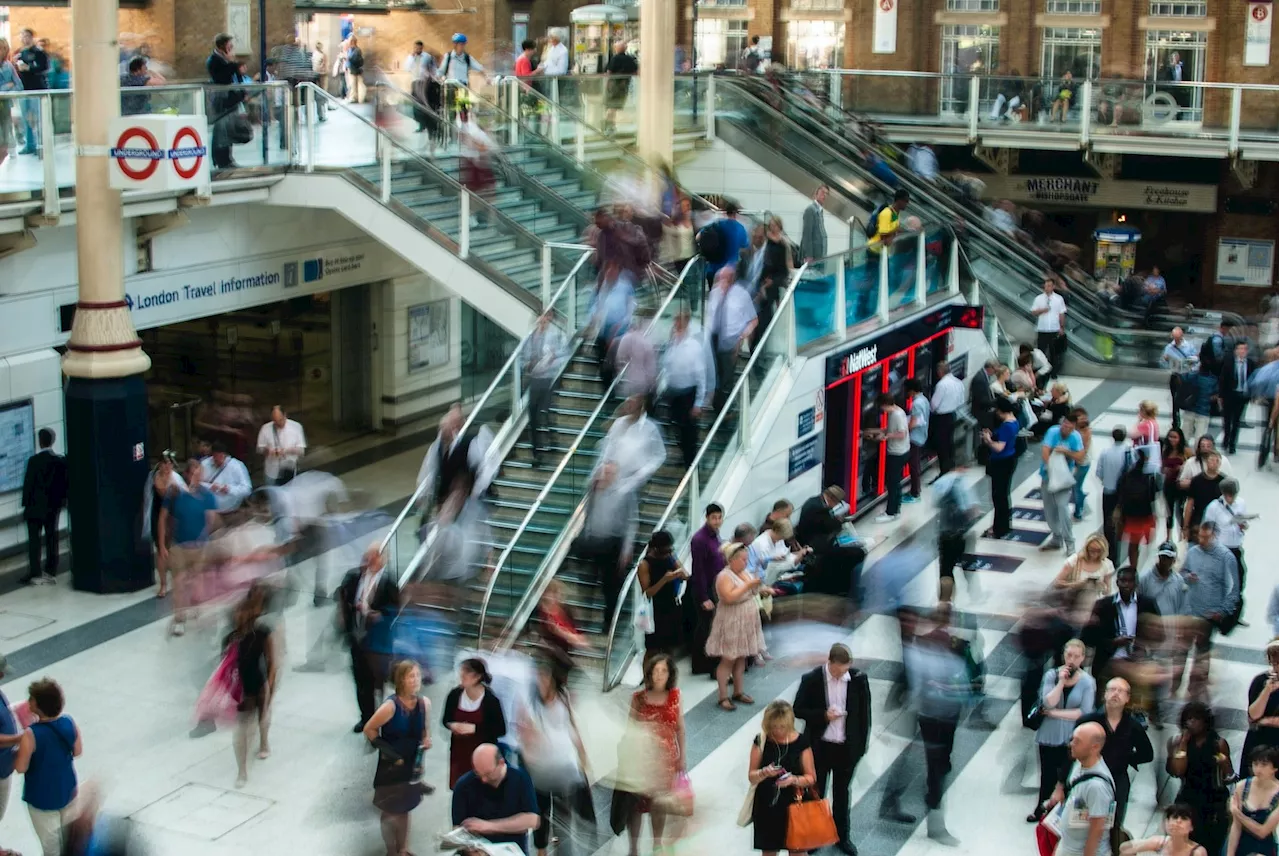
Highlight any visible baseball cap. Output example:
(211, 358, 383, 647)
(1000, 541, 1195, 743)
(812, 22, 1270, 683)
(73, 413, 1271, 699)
(1156, 541, 1178, 558)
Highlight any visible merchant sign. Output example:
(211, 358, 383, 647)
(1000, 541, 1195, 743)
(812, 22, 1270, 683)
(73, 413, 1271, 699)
(977, 175, 1217, 213)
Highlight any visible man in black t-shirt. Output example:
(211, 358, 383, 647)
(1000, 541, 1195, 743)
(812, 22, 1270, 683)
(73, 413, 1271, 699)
(451, 744, 539, 854)
(15, 28, 48, 155)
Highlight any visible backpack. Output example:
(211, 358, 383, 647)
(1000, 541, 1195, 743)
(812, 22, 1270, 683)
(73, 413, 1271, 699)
(442, 52, 472, 77)
(864, 204, 889, 238)
(1119, 466, 1153, 510)
(696, 220, 726, 264)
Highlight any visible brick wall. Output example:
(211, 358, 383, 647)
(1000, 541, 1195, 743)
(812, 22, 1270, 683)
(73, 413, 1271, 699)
(1196, 161, 1279, 312)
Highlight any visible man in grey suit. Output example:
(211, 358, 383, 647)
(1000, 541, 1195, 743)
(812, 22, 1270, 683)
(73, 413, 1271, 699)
(800, 185, 829, 263)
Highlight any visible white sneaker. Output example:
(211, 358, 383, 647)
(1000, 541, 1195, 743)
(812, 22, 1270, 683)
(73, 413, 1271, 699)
(874, 513, 900, 524)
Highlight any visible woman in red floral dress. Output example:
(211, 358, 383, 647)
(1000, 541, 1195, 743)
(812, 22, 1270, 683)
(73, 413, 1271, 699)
(612, 652, 688, 856)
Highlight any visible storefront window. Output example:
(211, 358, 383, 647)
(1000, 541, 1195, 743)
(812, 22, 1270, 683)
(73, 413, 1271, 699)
(695, 18, 749, 70)
(1145, 28, 1206, 121)
(786, 20, 844, 70)
(1041, 26, 1101, 80)
(940, 24, 1000, 114)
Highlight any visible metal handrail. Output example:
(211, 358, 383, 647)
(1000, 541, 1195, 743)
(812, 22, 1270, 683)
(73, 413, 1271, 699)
(378, 246, 596, 568)
(475, 255, 702, 648)
(600, 260, 811, 691)
(804, 68, 1280, 93)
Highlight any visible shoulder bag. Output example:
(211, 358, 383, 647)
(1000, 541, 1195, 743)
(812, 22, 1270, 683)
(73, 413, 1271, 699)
(785, 786, 840, 851)
(737, 726, 768, 826)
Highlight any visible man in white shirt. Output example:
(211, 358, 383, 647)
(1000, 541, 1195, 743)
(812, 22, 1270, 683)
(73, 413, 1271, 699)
(594, 394, 666, 496)
(1031, 277, 1067, 379)
(542, 31, 569, 78)
(416, 403, 498, 518)
(1202, 478, 1249, 618)
(661, 309, 713, 469)
(929, 360, 966, 478)
(1162, 327, 1199, 433)
(256, 405, 306, 486)
(440, 33, 483, 90)
(869, 393, 911, 523)
(201, 442, 252, 513)
(706, 266, 758, 411)
(521, 311, 568, 466)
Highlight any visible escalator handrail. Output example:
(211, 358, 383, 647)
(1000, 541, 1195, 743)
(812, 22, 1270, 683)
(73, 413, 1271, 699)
(740, 72, 1251, 332)
(804, 67, 1280, 94)
(378, 246, 596, 571)
(476, 256, 703, 648)
(599, 260, 813, 691)
(300, 83, 581, 263)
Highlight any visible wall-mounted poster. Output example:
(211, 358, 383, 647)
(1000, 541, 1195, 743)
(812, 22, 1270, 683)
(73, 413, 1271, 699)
(227, 0, 252, 57)
(0, 399, 35, 494)
(1216, 238, 1276, 287)
(409, 301, 450, 372)
(1245, 2, 1274, 67)
(873, 0, 898, 54)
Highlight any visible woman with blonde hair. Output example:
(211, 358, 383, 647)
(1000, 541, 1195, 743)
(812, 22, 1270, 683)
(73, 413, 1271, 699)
(0, 39, 20, 170)
(1132, 399, 1163, 473)
(748, 700, 817, 855)
(1052, 533, 1115, 625)
(364, 660, 431, 856)
(708, 542, 765, 711)
(1030, 639, 1096, 823)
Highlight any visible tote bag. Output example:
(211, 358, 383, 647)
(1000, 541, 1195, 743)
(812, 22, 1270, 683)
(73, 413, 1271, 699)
(785, 788, 840, 851)
(1046, 451, 1074, 493)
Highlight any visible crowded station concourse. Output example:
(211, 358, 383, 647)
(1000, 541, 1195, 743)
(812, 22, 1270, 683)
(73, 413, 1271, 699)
(2, 3, 1279, 856)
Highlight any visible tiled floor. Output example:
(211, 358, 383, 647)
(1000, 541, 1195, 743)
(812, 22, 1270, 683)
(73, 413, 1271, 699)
(0, 377, 1270, 855)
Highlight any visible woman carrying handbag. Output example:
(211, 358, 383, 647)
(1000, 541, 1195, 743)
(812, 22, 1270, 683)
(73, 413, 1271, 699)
(746, 700, 835, 856)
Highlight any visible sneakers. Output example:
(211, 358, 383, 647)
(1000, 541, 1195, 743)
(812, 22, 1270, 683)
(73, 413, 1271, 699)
(874, 513, 900, 524)
(902, 495, 921, 504)
(1038, 540, 1062, 552)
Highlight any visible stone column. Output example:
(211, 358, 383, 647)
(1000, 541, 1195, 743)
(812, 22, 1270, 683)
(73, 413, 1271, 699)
(637, 0, 676, 167)
(62, 0, 154, 593)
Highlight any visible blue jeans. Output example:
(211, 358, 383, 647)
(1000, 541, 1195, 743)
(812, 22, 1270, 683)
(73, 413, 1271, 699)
(1072, 463, 1090, 519)
(20, 98, 38, 152)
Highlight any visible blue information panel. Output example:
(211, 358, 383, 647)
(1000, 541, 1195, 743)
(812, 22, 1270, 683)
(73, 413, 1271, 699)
(788, 436, 822, 481)
(997, 528, 1050, 546)
(1012, 507, 1047, 522)
(797, 407, 816, 438)
(0, 399, 34, 494)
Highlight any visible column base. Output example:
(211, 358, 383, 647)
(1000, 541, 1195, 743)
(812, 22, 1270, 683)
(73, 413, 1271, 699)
(65, 374, 153, 594)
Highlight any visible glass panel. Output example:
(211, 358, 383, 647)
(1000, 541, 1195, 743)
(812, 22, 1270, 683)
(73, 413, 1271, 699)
(695, 18, 749, 71)
(940, 25, 1000, 114)
(795, 256, 839, 348)
(1143, 30, 1207, 122)
(887, 231, 920, 309)
(926, 226, 952, 296)
(1239, 87, 1279, 140)
(786, 20, 846, 70)
(0, 92, 57, 194)
(1149, 1, 1206, 15)
(833, 72, 954, 124)
(1045, 0, 1102, 12)
(1041, 28, 1102, 81)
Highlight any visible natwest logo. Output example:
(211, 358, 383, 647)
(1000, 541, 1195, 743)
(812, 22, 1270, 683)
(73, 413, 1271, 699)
(839, 345, 878, 378)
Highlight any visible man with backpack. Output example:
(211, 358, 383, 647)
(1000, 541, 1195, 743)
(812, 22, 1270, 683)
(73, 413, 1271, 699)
(441, 33, 484, 122)
(697, 203, 749, 288)
(867, 189, 910, 254)
(1177, 360, 1218, 442)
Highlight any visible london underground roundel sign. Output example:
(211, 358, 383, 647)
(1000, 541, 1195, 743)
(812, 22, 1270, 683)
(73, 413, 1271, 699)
(169, 125, 207, 180)
(110, 127, 163, 181)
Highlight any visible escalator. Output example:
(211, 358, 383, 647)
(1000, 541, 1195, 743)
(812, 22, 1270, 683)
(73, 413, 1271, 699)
(711, 78, 1204, 375)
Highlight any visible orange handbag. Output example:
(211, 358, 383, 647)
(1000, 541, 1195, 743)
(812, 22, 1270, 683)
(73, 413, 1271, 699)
(785, 787, 839, 852)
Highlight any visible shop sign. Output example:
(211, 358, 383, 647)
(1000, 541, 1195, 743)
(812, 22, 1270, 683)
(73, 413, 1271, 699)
(873, 0, 898, 54)
(1216, 237, 1276, 287)
(108, 115, 209, 192)
(1246, 2, 1274, 67)
(787, 436, 822, 481)
(839, 344, 878, 378)
(978, 175, 1217, 212)
(826, 304, 966, 385)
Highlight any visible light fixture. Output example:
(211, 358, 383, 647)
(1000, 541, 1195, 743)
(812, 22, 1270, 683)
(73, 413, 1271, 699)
(1117, 214, 1127, 223)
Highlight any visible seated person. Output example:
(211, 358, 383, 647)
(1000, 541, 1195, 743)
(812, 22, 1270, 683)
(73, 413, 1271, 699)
(451, 743, 540, 855)
(794, 486, 868, 600)
(1050, 71, 1077, 122)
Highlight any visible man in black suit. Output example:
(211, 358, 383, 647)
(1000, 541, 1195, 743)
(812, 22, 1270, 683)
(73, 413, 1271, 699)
(1220, 340, 1256, 455)
(21, 428, 68, 585)
(795, 486, 867, 601)
(1080, 565, 1161, 701)
(969, 359, 998, 438)
(339, 542, 401, 731)
(793, 643, 871, 855)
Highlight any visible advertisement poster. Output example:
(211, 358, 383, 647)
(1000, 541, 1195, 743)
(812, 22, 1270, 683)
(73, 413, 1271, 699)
(1246, 2, 1273, 67)
(873, 0, 898, 54)
(409, 301, 451, 372)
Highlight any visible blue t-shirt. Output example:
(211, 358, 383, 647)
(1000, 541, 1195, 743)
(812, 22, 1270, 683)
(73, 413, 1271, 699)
(908, 395, 930, 447)
(451, 765, 539, 853)
(0, 690, 17, 779)
(990, 419, 1020, 460)
(164, 487, 217, 545)
(715, 218, 749, 275)
(1040, 425, 1084, 478)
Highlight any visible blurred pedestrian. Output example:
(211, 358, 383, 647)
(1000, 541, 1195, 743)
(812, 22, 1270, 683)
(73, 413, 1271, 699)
(16, 678, 80, 856)
(227, 581, 278, 787)
(981, 398, 1021, 539)
(141, 450, 184, 598)
(522, 311, 568, 467)
(416, 403, 497, 522)
(1174, 523, 1239, 700)
(1040, 413, 1087, 555)
(590, 260, 637, 389)
(613, 308, 658, 409)
(443, 659, 507, 790)
(933, 469, 979, 603)
(457, 106, 496, 224)
(616, 653, 687, 855)
(754, 216, 794, 349)
(708, 542, 765, 711)
(521, 659, 589, 856)
(906, 379, 931, 503)
(706, 266, 758, 410)
(339, 544, 400, 733)
(579, 461, 638, 629)
(1202, 477, 1249, 605)
(364, 661, 432, 856)
(1116, 448, 1160, 571)
(159, 457, 220, 636)
(800, 186, 828, 264)
(603, 40, 636, 134)
(660, 308, 712, 469)
(201, 440, 252, 513)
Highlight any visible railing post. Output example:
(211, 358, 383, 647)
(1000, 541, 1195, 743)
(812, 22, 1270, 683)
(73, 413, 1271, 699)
(190, 92, 214, 197)
(40, 95, 58, 218)
(834, 256, 847, 338)
(968, 276, 980, 306)
(786, 295, 798, 363)
(575, 121, 586, 164)
(915, 234, 927, 307)
(508, 77, 520, 147)
(1228, 86, 1242, 156)
(948, 240, 960, 294)
(567, 268, 579, 332)
(540, 244, 553, 308)
(688, 469, 700, 545)
(705, 73, 716, 141)
(511, 355, 523, 417)
(967, 75, 980, 142)
(550, 77, 561, 145)
(988, 315, 999, 353)
(737, 371, 750, 449)
(379, 136, 392, 204)
(284, 85, 296, 160)
(1079, 81, 1092, 148)
(878, 250, 890, 322)
(828, 71, 842, 111)
(459, 190, 471, 259)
